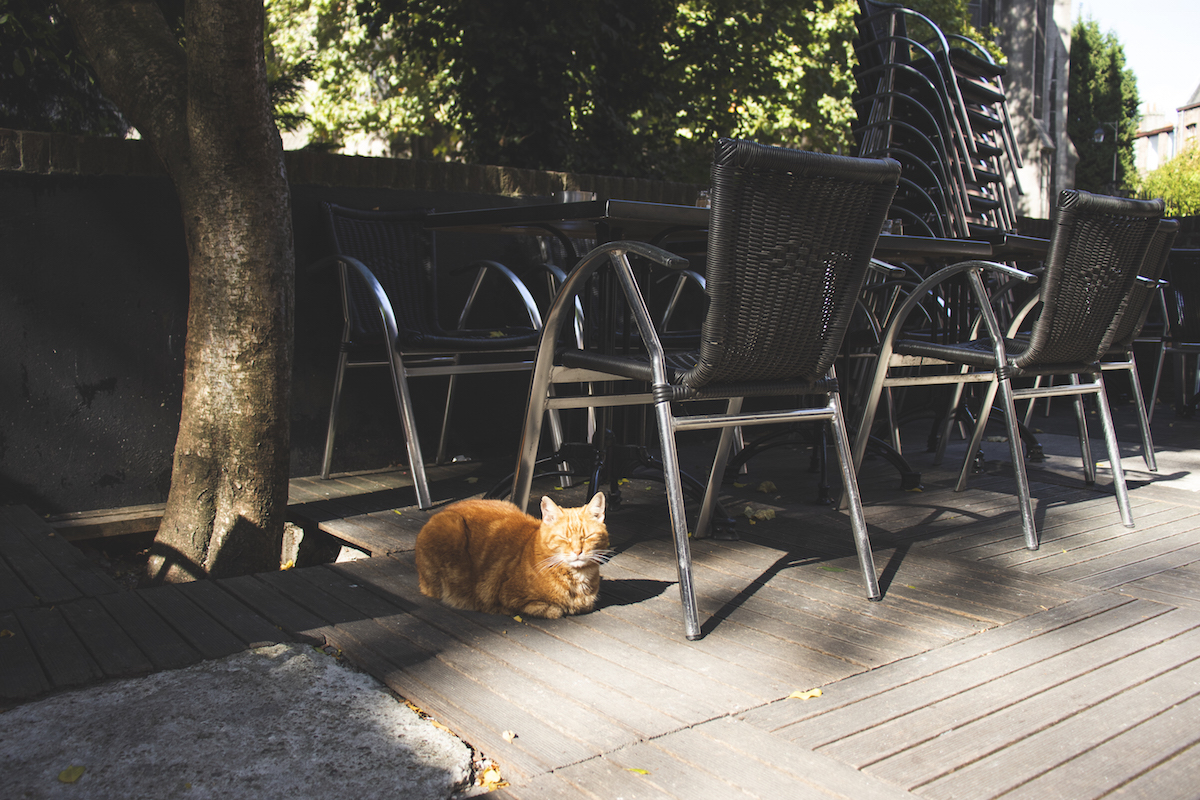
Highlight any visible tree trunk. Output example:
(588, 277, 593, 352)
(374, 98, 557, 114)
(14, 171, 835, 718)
(63, 0, 295, 582)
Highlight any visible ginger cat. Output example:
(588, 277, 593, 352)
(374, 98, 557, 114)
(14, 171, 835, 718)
(415, 492, 610, 618)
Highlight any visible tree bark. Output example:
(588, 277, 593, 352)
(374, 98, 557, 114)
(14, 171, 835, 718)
(63, 0, 295, 581)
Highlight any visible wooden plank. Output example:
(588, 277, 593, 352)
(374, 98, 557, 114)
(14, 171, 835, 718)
(862, 619, 1200, 788)
(0, 611, 50, 702)
(918, 653, 1200, 798)
(137, 584, 246, 660)
(0, 549, 38, 612)
(57, 597, 154, 678)
(2, 505, 120, 596)
(1118, 567, 1200, 611)
(96, 590, 203, 671)
(801, 601, 1189, 762)
(174, 579, 291, 648)
(216, 574, 332, 645)
(576, 738, 753, 800)
(1001, 692, 1200, 799)
(287, 563, 654, 757)
(552, 753, 681, 799)
(14, 605, 104, 689)
(346, 555, 724, 725)
(738, 592, 1137, 734)
(1071, 541, 1200, 591)
(658, 717, 916, 800)
(46, 502, 165, 541)
(325, 615, 588, 781)
(0, 507, 84, 604)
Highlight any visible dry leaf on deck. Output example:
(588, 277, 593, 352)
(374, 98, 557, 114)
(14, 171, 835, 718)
(58, 766, 86, 784)
(788, 688, 823, 700)
(626, 768, 651, 775)
(502, 730, 517, 743)
(757, 481, 777, 493)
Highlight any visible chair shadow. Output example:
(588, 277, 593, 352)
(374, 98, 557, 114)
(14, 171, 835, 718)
(597, 578, 675, 609)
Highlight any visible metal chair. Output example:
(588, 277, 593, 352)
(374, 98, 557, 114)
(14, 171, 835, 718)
(852, 190, 1164, 550)
(1150, 248, 1200, 419)
(511, 138, 901, 639)
(317, 203, 545, 509)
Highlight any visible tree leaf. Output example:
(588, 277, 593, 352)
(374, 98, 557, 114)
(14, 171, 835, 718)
(788, 688, 822, 700)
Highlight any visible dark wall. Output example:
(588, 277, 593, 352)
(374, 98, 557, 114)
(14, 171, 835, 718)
(0, 173, 562, 514)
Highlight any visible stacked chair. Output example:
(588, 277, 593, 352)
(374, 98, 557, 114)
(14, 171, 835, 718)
(852, 0, 1022, 241)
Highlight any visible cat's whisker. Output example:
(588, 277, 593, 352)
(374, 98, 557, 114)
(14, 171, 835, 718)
(589, 549, 617, 565)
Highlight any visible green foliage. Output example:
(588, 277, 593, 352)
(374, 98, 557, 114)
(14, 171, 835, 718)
(1068, 17, 1139, 194)
(1139, 145, 1200, 217)
(895, 0, 1005, 63)
(270, 0, 859, 181)
(0, 0, 128, 134)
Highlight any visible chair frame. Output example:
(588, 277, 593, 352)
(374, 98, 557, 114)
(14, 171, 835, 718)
(317, 203, 546, 509)
(511, 139, 900, 640)
(851, 191, 1165, 550)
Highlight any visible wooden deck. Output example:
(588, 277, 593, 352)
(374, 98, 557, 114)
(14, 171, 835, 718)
(4, 406, 1200, 798)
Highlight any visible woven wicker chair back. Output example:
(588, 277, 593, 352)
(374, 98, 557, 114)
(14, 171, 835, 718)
(1164, 248, 1200, 346)
(1016, 190, 1163, 370)
(322, 203, 438, 341)
(1106, 219, 1178, 352)
(678, 138, 899, 390)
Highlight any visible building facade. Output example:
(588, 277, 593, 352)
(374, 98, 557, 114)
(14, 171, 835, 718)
(1136, 82, 1200, 175)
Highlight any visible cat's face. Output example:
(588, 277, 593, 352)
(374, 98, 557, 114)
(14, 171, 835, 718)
(539, 492, 611, 570)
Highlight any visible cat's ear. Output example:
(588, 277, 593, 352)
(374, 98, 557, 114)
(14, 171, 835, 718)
(586, 491, 606, 522)
(540, 496, 562, 525)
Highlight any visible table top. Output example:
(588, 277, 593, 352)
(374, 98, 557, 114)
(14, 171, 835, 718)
(425, 197, 1048, 261)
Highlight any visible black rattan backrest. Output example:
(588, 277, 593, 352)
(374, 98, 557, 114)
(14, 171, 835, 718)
(1106, 218, 1178, 352)
(1164, 248, 1200, 347)
(322, 203, 438, 340)
(1015, 190, 1163, 369)
(679, 139, 900, 389)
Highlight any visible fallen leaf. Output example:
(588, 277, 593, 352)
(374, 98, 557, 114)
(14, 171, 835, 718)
(905, 487, 924, 492)
(58, 766, 86, 784)
(465, 476, 478, 484)
(906, 585, 917, 589)
(502, 730, 517, 743)
(789, 688, 823, 700)
(626, 768, 651, 775)
(488, 331, 505, 338)
(393, 509, 403, 515)
(733, 482, 747, 489)
(513, 615, 523, 623)
(820, 565, 846, 573)
(757, 481, 777, 493)
(281, 560, 295, 570)
(0, 629, 14, 638)
(480, 766, 505, 788)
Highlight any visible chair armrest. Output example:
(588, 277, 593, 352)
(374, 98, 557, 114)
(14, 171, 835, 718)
(879, 259, 1038, 353)
(327, 255, 404, 347)
(452, 259, 543, 330)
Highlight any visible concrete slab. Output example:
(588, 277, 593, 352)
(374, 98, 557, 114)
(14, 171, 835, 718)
(0, 643, 473, 799)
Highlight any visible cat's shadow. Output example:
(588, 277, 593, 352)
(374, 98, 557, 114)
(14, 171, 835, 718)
(596, 578, 674, 608)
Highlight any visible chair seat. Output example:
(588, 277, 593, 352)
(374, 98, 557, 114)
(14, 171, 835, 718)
(397, 327, 541, 351)
(895, 335, 1099, 377)
(560, 348, 835, 400)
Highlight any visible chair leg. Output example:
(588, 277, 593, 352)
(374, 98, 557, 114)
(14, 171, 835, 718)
(1070, 374, 1096, 485)
(955, 378, 999, 492)
(320, 351, 351, 480)
(828, 390, 881, 600)
(386, 351, 433, 510)
(1124, 355, 1158, 471)
(1092, 373, 1135, 528)
(653, 398, 702, 640)
(1147, 342, 1168, 425)
(998, 377, 1039, 550)
(695, 399, 742, 540)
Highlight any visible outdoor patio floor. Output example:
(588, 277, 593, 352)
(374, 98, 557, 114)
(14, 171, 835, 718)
(3, 399, 1200, 798)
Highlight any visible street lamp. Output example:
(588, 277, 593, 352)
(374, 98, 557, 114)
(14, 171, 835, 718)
(1093, 121, 1120, 194)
